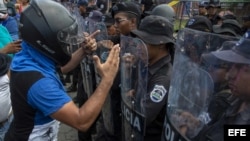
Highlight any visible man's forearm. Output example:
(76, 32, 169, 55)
(77, 78, 113, 131)
(61, 47, 85, 73)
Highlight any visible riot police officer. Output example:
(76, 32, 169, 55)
(129, 15, 174, 141)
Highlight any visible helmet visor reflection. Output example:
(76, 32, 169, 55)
(57, 20, 85, 45)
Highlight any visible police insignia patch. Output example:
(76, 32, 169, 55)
(150, 85, 167, 103)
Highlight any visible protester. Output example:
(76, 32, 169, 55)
(130, 15, 174, 141)
(0, 53, 13, 140)
(4, 0, 120, 140)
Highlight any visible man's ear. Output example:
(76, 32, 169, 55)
(130, 17, 137, 26)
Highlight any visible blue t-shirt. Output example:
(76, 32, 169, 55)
(11, 41, 71, 125)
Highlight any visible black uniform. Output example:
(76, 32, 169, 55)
(144, 55, 172, 141)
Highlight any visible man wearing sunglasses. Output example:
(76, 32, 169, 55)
(92, 2, 143, 141)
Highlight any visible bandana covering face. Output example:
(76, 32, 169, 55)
(11, 41, 56, 77)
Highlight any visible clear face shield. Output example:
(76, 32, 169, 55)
(57, 20, 85, 53)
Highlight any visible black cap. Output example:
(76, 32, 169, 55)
(199, 1, 208, 7)
(213, 19, 242, 37)
(77, 0, 88, 7)
(88, 10, 103, 22)
(206, 0, 221, 9)
(102, 13, 114, 26)
(131, 15, 174, 45)
(111, 2, 142, 18)
(201, 41, 236, 66)
(212, 38, 250, 65)
(185, 15, 212, 32)
(0, 53, 11, 77)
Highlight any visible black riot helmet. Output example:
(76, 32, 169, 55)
(19, 0, 79, 66)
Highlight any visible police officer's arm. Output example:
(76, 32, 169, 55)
(51, 44, 120, 132)
(60, 30, 100, 73)
(144, 76, 170, 125)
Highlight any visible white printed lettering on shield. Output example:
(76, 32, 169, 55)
(122, 101, 146, 135)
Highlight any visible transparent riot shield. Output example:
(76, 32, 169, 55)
(161, 28, 239, 141)
(89, 22, 118, 137)
(80, 21, 108, 98)
(80, 34, 94, 100)
(70, 2, 85, 37)
(120, 35, 148, 141)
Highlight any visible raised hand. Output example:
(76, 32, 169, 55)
(92, 44, 120, 81)
(81, 30, 100, 54)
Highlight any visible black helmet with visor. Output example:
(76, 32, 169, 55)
(19, 0, 82, 66)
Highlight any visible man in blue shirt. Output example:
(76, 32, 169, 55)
(4, 0, 120, 140)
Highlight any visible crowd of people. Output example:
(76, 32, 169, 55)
(0, 0, 250, 141)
